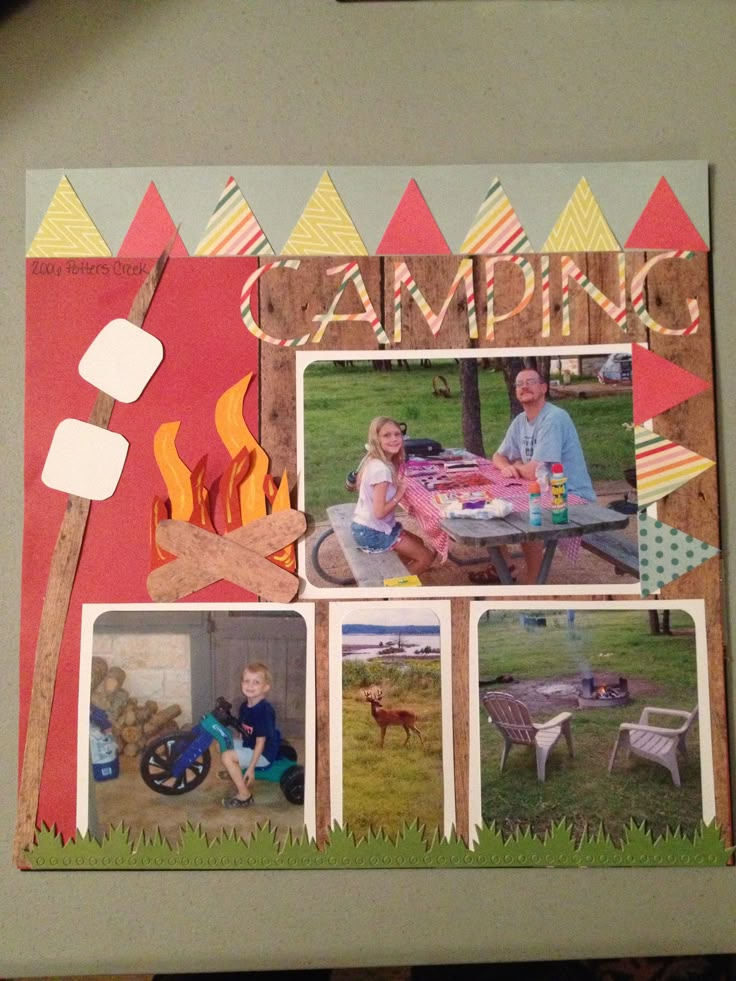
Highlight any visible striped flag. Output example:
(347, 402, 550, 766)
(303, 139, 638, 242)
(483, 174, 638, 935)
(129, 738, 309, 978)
(635, 426, 715, 507)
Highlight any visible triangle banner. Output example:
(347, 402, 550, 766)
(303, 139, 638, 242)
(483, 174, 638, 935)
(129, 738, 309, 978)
(459, 177, 533, 254)
(625, 177, 709, 251)
(541, 177, 621, 252)
(195, 177, 274, 256)
(27, 176, 111, 258)
(280, 171, 368, 256)
(376, 179, 450, 255)
(634, 425, 715, 507)
(638, 511, 719, 597)
(632, 344, 710, 424)
(117, 182, 189, 257)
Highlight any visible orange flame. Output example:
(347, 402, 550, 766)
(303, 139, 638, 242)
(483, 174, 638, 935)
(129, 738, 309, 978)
(265, 469, 296, 572)
(222, 445, 252, 534)
(150, 496, 174, 570)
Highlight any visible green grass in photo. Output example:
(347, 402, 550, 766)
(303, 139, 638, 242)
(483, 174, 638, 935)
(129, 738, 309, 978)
(302, 360, 634, 522)
(341, 660, 444, 841)
(476, 609, 702, 843)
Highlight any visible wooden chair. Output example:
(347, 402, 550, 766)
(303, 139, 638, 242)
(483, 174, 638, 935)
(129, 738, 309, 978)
(481, 690, 574, 782)
(608, 705, 698, 787)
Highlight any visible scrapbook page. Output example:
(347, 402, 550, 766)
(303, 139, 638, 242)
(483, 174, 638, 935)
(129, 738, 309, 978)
(17, 163, 731, 868)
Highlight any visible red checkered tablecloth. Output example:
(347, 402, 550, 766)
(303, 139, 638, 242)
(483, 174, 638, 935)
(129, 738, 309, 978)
(401, 453, 586, 564)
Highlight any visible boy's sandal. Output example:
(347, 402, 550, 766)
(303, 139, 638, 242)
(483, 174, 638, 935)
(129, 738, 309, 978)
(222, 795, 255, 809)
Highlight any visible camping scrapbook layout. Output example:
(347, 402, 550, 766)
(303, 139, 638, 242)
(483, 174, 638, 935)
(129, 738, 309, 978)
(17, 163, 731, 868)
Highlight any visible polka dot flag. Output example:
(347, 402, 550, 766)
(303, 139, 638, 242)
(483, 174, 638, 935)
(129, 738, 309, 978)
(638, 511, 719, 597)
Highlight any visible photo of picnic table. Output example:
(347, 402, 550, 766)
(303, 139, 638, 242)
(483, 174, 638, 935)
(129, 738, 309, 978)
(402, 452, 631, 585)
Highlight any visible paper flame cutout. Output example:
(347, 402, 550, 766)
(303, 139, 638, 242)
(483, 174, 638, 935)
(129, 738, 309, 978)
(150, 373, 295, 576)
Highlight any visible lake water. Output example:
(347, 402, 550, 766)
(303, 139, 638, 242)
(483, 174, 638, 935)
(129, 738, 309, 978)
(342, 631, 440, 661)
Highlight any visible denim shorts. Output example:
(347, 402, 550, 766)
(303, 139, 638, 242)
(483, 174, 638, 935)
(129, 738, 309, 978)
(351, 521, 402, 554)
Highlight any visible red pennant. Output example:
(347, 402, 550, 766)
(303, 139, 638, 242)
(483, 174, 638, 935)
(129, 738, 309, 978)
(632, 344, 710, 424)
(376, 179, 450, 255)
(117, 182, 189, 257)
(625, 177, 708, 252)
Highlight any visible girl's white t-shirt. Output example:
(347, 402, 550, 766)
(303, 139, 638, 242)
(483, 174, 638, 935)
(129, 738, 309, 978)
(352, 458, 397, 534)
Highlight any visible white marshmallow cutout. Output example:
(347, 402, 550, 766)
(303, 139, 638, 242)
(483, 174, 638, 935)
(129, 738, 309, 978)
(78, 318, 164, 402)
(42, 419, 129, 500)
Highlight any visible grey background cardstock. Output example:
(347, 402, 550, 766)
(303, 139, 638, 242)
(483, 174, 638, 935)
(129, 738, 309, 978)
(2, 0, 735, 973)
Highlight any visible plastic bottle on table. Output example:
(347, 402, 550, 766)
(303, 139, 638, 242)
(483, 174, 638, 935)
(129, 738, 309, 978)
(550, 463, 568, 524)
(528, 480, 542, 526)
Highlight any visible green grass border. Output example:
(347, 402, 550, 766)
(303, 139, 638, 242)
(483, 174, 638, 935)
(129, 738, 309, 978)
(23, 818, 732, 870)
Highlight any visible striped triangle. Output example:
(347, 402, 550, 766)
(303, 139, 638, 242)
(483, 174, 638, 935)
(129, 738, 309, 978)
(638, 511, 718, 597)
(635, 426, 715, 507)
(460, 177, 533, 254)
(27, 176, 111, 258)
(541, 177, 621, 252)
(194, 177, 273, 256)
(280, 171, 367, 256)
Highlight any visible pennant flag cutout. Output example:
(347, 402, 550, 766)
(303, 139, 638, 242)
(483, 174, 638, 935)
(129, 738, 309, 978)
(638, 511, 718, 597)
(195, 177, 273, 256)
(632, 344, 710, 424)
(634, 425, 715, 507)
(625, 177, 709, 251)
(27, 176, 111, 258)
(117, 182, 189, 257)
(376, 179, 451, 255)
(459, 177, 533, 254)
(280, 171, 367, 256)
(541, 177, 621, 252)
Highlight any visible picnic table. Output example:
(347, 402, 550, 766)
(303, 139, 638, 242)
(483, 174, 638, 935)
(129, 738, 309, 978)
(401, 451, 630, 585)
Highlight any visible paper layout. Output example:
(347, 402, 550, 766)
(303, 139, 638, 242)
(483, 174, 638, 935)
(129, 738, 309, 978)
(19, 162, 730, 870)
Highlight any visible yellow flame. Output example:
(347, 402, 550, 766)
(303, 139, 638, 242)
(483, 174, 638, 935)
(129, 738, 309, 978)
(153, 422, 193, 520)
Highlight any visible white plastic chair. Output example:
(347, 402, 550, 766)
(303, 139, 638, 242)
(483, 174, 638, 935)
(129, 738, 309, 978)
(608, 705, 698, 787)
(481, 690, 574, 782)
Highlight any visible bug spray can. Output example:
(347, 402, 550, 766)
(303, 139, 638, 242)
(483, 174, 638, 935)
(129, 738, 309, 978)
(550, 463, 568, 524)
(528, 480, 542, 526)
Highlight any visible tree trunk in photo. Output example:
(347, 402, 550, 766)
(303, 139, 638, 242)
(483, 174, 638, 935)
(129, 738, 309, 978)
(648, 610, 661, 635)
(662, 610, 671, 635)
(459, 358, 485, 457)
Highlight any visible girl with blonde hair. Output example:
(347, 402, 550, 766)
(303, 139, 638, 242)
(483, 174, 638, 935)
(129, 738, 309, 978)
(350, 416, 435, 575)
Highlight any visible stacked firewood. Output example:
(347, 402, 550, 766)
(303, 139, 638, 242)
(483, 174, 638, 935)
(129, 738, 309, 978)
(90, 656, 182, 757)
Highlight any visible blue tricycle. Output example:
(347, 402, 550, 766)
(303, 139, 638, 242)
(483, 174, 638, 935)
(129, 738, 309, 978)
(139, 696, 304, 804)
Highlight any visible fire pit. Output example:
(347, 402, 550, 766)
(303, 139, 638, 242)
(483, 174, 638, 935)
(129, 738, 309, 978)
(578, 675, 630, 708)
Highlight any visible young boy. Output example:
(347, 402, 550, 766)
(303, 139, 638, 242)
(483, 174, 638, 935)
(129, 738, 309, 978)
(220, 661, 280, 808)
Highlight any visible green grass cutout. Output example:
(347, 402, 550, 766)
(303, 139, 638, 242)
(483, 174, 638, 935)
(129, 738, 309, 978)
(24, 818, 731, 870)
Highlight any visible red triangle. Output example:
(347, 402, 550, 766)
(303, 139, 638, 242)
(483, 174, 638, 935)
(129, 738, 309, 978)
(376, 179, 451, 255)
(625, 177, 708, 251)
(117, 182, 189, 257)
(632, 344, 710, 424)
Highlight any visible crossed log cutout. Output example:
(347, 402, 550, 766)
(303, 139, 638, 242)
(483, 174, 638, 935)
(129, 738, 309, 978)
(147, 508, 306, 604)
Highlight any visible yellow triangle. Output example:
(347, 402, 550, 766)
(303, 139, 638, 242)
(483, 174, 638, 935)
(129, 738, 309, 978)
(542, 177, 621, 252)
(27, 177, 111, 257)
(281, 171, 367, 255)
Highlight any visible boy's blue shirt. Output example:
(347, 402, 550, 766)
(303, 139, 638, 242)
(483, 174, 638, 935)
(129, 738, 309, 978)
(237, 698, 280, 764)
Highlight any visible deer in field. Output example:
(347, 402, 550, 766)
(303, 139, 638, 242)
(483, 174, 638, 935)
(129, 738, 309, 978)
(362, 688, 424, 748)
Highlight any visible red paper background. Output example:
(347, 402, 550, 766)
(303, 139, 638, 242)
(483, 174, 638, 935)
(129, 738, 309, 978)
(22, 256, 260, 836)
